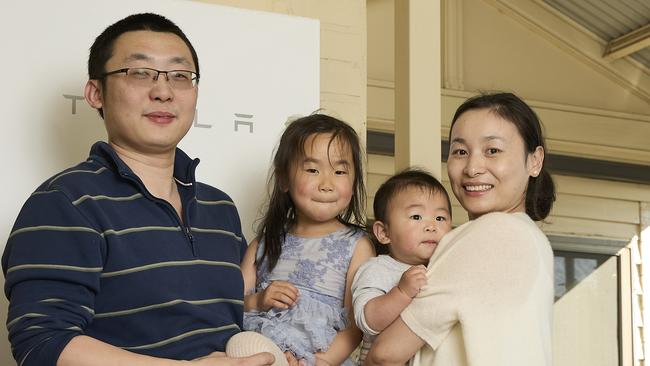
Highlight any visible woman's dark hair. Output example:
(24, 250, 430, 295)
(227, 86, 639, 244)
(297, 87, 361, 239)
(257, 114, 366, 271)
(450, 92, 555, 221)
(88, 13, 199, 118)
(371, 168, 451, 254)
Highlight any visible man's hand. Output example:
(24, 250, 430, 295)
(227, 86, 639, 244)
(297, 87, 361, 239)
(396, 265, 427, 298)
(256, 281, 299, 311)
(191, 351, 274, 365)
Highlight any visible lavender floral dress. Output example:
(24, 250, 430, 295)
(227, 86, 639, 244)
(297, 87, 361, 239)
(243, 227, 364, 366)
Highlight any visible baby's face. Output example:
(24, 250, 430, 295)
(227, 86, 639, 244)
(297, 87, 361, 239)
(380, 187, 452, 265)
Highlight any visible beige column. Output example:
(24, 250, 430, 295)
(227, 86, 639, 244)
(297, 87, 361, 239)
(394, 0, 442, 178)
(641, 202, 650, 366)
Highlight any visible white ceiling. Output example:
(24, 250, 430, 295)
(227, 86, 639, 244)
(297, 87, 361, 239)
(544, 0, 650, 68)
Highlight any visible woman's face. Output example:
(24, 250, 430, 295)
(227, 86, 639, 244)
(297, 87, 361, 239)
(447, 108, 543, 219)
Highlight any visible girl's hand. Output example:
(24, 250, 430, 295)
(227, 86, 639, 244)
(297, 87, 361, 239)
(191, 351, 275, 365)
(397, 265, 427, 298)
(258, 280, 299, 310)
(284, 351, 299, 366)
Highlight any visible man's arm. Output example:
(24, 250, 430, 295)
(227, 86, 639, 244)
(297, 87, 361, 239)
(3, 190, 104, 365)
(59, 336, 182, 366)
(3, 190, 273, 366)
(58, 336, 274, 366)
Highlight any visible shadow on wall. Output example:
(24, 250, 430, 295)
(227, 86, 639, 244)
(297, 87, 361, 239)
(52, 82, 108, 167)
(0, 297, 9, 363)
(1, 83, 106, 365)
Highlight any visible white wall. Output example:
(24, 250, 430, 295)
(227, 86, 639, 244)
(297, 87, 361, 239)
(0, 1, 319, 363)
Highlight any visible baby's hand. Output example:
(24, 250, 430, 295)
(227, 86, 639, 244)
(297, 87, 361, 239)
(397, 265, 427, 298)
(258, 280, 299, 310)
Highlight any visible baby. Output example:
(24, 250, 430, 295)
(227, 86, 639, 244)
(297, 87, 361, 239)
(352, 168, 452, 364)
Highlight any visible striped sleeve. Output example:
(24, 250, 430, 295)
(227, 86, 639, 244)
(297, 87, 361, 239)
(2, 190, 104, 366)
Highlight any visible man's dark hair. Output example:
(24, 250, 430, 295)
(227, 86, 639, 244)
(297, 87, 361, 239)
(88, 13, 199, 118)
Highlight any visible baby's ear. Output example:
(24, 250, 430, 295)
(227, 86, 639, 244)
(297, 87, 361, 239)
(372, 221, 391, 245)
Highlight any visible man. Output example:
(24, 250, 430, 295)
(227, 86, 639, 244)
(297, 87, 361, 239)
(2, 13, 273, 366)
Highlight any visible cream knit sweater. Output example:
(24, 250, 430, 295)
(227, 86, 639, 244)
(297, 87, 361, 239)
(401, 212, 553, 366)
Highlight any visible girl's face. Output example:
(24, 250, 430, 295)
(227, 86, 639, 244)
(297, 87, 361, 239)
(287, 133, 355, 231)
(447, 108, 543, 219)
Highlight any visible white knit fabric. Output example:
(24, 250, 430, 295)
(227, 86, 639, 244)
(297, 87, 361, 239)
(226, 331, 289, 366)
(401, 212, 553, 366)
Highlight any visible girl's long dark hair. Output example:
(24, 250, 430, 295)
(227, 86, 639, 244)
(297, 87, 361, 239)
(257, 114, 366, 272)
(450, 92, 556, 221)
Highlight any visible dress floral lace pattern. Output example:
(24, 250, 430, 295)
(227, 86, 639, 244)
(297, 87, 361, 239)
(244, 227, 364, 366)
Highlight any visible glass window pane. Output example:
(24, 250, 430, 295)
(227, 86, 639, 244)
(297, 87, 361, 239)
(554, 256, 566, 300)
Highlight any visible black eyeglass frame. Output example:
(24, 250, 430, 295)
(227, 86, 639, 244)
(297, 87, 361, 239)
(100, 67, 200, 87)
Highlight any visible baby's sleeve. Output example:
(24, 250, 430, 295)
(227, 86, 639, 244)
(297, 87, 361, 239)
(351, 258, 390, 336)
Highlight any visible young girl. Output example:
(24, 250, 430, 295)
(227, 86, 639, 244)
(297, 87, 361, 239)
(241, 114, 374, 366)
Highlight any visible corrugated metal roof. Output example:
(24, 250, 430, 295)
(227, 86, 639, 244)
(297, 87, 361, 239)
(543, 0, 650, 68)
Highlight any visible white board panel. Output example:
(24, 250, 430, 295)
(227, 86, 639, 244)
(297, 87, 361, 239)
(0, 1, 319, 363)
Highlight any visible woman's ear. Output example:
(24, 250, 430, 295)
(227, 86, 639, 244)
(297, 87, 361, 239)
(373, 220, 391, 245)
(527, 146, 545, 177)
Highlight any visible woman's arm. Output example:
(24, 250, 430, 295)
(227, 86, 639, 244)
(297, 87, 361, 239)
(316, 236, 375, 365)
(364, 318, 425, 366)
(367, 213, 550, 365)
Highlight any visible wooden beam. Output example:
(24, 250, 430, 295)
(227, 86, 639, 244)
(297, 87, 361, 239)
(394, 0, 442, 178)
(603, 24, 650, 61)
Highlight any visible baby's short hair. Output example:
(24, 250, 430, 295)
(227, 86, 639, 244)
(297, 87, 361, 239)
(371, 168, 451, 253)
(373, 168, 451, 223)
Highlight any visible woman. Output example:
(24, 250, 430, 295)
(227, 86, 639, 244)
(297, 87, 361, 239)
(365, 92, 555, 366)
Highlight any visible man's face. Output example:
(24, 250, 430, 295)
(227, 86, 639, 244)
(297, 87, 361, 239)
(90, 30, 198, 155)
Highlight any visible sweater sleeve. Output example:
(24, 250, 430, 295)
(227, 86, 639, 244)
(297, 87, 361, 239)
(2, 190, 104, 366)
(352, 258, 392, 336)
(400, 212, 543, 350)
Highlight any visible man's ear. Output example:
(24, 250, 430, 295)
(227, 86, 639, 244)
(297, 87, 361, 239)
(372, 220, 391, 245)
(84, 79, 103, 110)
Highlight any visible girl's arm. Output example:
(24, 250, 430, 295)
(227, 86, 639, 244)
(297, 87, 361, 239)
(241, 239, 260, 311)
(241, 239, 259, 296)
(363, 318, 425, 366)
(316, 236, 375, 365)
(242, 239, 299, 312)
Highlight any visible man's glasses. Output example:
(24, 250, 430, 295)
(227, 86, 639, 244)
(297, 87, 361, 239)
(101, 67, 199, 89)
